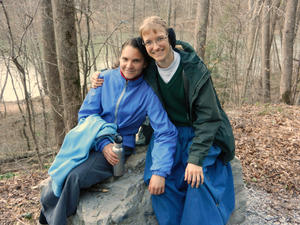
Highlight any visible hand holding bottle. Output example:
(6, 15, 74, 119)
(102, 143, 119, 165)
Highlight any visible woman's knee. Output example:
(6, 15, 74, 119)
(66, 171, 80, 185)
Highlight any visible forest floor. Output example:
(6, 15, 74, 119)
(0, 103, 299, 224)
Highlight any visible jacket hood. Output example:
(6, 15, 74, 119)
(174, 40, 200, 65)
(175, 40, 211, 101)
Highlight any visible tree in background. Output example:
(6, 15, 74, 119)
(40, 0, 65, 148)
(0, 0, 43, 167)
(1, 0, 300, 165)
(52, 0, 82, 132)
(193, 0, 210, 60)
(261, 0, 271, 103)
(242, 0, 262, 102)
(280, 0, 299, 104)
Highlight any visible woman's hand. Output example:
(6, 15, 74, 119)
(91, 71, 104, 88)
(184, 163, 204, 188)
(102, 143, 119, 166)
(148, 175, 165, 195)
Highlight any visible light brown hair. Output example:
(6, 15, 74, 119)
(139, 16, 168, 37)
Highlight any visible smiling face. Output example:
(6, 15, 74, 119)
(141, 25, 174, 68)
(119, 45, 146, 80)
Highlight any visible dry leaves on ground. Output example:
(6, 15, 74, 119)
(228, 104, 300, 198)
(0, 170, 47, 225)
(0, 104, 299, 224)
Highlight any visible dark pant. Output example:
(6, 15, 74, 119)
(40, 150, 113, 225)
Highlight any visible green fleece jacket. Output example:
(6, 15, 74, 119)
(143, 40, 235, 166)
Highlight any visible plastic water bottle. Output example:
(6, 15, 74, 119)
(112, 135, 124, 176)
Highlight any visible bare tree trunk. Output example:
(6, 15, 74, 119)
(151, 0, 159, 15)
(0, 65, 9, 103)
(261, 0, 271, 103)
(76, 0, 92, 98)
(40, 0, 65, 148)
(119, 0, 123, 43)
(105, 44, 109, 68)
(83, 0, 92, 96)
(173, 0, 177, 28)
(1, 1, 43, 168)
(291, 52, 300, 103)
(132, 0, 136, 35)
(0, 101, 7, 118)
(36, 53, 49, 96)
(193, 0, 210, 60)
(7, 64, 31, 152)
(105, 8, 110, 68)
(273, 32, 282, 72)
(280, 0, 298, 104)
(243, 0, 263, 101)
(143, 0, 146, 18)
(294, 0, 300, 36)
(52, 0, 82, 131)
(186, 0, 191, 18)
(34, 67, 49, 148)
(0, 56, 9, 118)
(90, 39, 97, 72)
(167, 0, 172, 26)
(247, 0, 258, 58)
(14, 60, 43, 166)
(26, 26, 50, 147)
(269, 0, 281, 45)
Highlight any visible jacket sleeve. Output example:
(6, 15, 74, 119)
(78, 86, 110, 151)
(146, 90, 178, 177)
(78, 86, 103, 122)
(188, 77, 222, 166)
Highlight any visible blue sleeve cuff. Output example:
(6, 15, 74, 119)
(152, 170, 167, 178)
(96, 138, 113, 152)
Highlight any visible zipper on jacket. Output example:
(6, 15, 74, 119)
(114, 80, 128, 124)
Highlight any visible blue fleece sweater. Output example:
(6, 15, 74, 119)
(48, 114, 117, 197)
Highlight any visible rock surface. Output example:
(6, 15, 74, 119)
(68, 146, 157, 225)
(66, 146, 247, 225)
(40, 146, 247, 225)
(228, 157, 247, 225)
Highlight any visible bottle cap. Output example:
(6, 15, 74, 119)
(114, 135, 122, 144)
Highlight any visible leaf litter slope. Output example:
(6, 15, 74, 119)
(228, 104, 299, 198)
(0, 103, 299, 224)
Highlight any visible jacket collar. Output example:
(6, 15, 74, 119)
(118, 68, 144, 87)
(144, 40, 200, 77)
(143, 40, 211, 101)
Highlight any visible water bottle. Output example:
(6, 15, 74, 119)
(112, 135, 124, 176)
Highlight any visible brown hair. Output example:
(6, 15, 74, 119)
(112, 37, 150, 68)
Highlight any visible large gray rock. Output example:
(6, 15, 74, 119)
(68, 147, 157, 225)
(228, 157, 247, 225)
(40, 147, 247, 225)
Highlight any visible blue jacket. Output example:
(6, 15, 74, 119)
(78, 68, 178, 177)
(49, 114, 117, 197)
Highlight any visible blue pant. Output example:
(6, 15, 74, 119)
(144, 126, 235, 225)
(40, 150, 113, 225)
